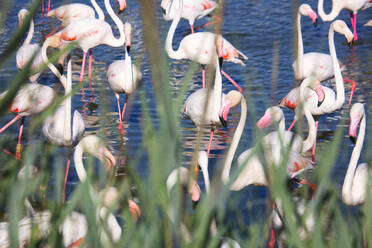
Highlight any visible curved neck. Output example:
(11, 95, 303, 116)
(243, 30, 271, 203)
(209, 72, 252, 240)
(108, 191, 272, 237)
(342, 113, 366, 203)
(221, 97, 247, 183)
(318, 0, 341, 21)
(211, 57, 222, 121)
(74, 143, 87, 181)
(329, 25, 344, 109)
(104, 0, 125, 47)
(91, 0, 105, 20)
(295, 10, 303, 80)
(99, 207, 122, 242)
(24, 19, 34, 45)
(301, 103, 316, 152)
(165, 0, 185, 60)
(278, 115, 286, 138)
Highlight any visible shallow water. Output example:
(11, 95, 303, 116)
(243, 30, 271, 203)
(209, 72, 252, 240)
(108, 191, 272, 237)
(0, 0, 372, 227)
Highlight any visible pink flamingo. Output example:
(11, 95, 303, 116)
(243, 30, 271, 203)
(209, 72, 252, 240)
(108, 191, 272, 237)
(16, 9, 45, 83)
(165, 0, 247, 92)
(45, 0, 108, 39)
(106, 23, 142, 132)
(52, 0, 127, 87)
(0, 84, 56, 160)
(161, 0, 217, 33)
(318, 0, 372, 41)
(183, 44, 243, 159)
(41, 44, 85, 202)
(281, 20, 355, 159)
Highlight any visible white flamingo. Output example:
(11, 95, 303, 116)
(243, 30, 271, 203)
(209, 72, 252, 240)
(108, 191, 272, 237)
(318, 0, 372, 41)
(106, 22, 142, 132)
(52, 0, 127, 86)
(0, 84, 56, 159)
(161, 0, 218, 33)
(342, 103, 369, 206)
(41, 47, 85, 202)
(165, 0, 247, 91)
(281, 20, 355, 158)
(74, 135, 142, 222)
(16, 9, 45, 83)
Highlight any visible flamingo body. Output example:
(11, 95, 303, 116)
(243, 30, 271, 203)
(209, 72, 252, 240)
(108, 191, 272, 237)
(107, 60, 142, 95)
(47, 3, 97, 27)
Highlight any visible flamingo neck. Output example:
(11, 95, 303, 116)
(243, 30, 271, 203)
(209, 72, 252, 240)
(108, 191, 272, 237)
(201, 164, 210, 194)
(91, 0, 105, 20)
(210, 57, 222, 123)
(124, 51, 134, 91)
(74, 142, 87, 181)
(318, 0, 342, 22)
(103, 0, 125, 47)
(342, 113, 366, 204)
(63, 59, 72, 143)
(221, 97, 247, 183)
(278, 115, 286, 138)
(99, 207, 122, 242)
(24, 18, 34, 45)
(295, 9, 304, 80)
(165, 0, 185, 60)
(299, 84, 316, 153)
(329, 25, 344, 109)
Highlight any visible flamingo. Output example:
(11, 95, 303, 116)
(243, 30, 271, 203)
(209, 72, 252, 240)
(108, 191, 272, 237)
(74, 135, 142, 222)
(41, 50, 85, 202)
(165, 0, 247, 91)
(342, 103, 369, 206)
(0, 84, 56, 159)
(106, 22, 142, 132)
(220, 78, 319, 190)
(52, 0, 127, 87)
(281, 20, 355, 158)
(16, 9, 46, 83)
(318, 0, 372, 41)
(183, 48, 243, 158)
(161, 0, 217, 33)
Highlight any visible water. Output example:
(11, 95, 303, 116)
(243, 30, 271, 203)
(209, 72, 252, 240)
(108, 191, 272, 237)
(0, 0, 372, 227)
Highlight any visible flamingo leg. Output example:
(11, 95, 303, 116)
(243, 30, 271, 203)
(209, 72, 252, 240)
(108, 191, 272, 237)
(88, 50, 93, 90)
(312, 121, 318, 162)
(349, 12, 354, 29)
(353, 13, 358, 41)
(80, 51, 87, 83)
(45, 25, 62, 39)
(343, 78, 357, 107)
(268, 227, 276, 248)
(116, 97, 124, 135)
(41, 0, 45, 18)
(15, 117, 24, 160)
(287, 118, 296, 131)
(0, 115, 22, 133)
(190, 24, 194, 34)
(206, 128, 215, 158)
(48, 0, 51, 12)
(121, 94, 128, 121)
(62, 155, 71, 203)
(221, 70, 243, 93)
(202, 65, 206, 88)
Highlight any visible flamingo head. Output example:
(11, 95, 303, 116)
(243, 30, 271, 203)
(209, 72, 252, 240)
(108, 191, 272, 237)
(299, 4, 318, 27)
(161, 0, 180, 20)
(219, 90, 242, 127)
(256, 106, 284, 130)
(118, 0, 126, 13)
(124, 22, 132, 52)
(303, 77, 325, 105)
(332, 20, 353, 46)
(17, 9, 29, 28)
(349, 103, 364, 144)
(97, 146, 117, 171)
(128, 199, 142, 223)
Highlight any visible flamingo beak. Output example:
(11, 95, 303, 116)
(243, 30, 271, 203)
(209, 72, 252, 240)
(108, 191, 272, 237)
(102, 148, 117, 171)
(118, 0, 126, 13)
(256, 112, 273, 130)
(315, 84, 325, 105)
(346, 31, 354, 47)
(190, 182, 201, 209)
(128, 199, 141, 223)
(308, 11, 318, 27)
(349, 117, 360, 144)
(219, 99, 232, 128)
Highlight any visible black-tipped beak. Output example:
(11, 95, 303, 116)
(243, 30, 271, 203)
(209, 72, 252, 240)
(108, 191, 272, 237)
(218, 57, 223, 67)
(349, 135, 356, 144)
(126, 45, 131, 54)
(56, 63, 64, 75)
(313, 18, 318, 28)
(348, 40, 353, 48)
(317, 99, 323, 107)
(161, 8, 166, 15)
(118, 9, 124, 14)
(192, 200, 199, 209)
(219, 116, 227, 128)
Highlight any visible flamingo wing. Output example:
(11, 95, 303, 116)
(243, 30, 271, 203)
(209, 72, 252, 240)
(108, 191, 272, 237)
(279, 87, 299, 109)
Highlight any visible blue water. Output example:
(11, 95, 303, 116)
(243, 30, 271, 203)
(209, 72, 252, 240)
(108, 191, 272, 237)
(0, 0, 372, 229)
